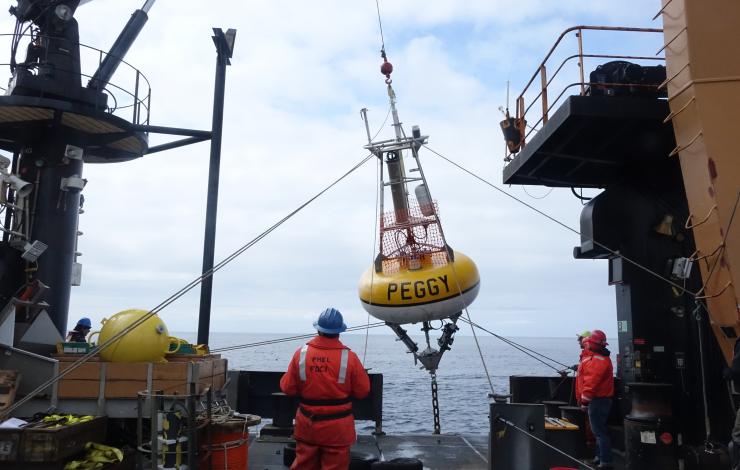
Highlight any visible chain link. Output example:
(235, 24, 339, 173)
(430, 372, 441, 434)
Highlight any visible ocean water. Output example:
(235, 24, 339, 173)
(176, 332, 579, 435)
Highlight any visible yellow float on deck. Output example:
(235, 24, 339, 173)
(358, 251, 480, 324)
(92, 309, 175, 363)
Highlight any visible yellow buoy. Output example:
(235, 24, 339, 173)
(358, 251, 480, 324)
(91, 309, 174, 363)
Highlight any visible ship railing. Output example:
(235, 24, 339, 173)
(0, 33, 151, 126)
(505, 25, 665, 162)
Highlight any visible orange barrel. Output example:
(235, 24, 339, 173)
(201, 419, 250, 469)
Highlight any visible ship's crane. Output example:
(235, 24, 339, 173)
(0, 0, 234, 351)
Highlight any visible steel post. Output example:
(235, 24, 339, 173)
(197, 30, 234, 345)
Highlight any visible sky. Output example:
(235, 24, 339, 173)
(0, 0, 667, 340)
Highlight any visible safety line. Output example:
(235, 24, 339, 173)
(3, 153, 375, 417)
(497, 417, 596, 470)
(424, 144, 700, 297)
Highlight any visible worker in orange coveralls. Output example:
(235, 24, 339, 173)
(579, 330, 615, 469)
(280, 308, 371, 470)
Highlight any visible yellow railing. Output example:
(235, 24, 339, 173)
(506, 26, 665, 160)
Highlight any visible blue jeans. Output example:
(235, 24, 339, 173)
(588, 397, 612, 464)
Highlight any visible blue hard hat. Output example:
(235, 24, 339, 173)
(313, 308, 347, 334)
(77, 317, 92, 329)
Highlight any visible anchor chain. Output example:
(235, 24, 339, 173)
(431, 371, 441, 434)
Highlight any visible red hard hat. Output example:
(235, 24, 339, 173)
(586, 330, 608, 346)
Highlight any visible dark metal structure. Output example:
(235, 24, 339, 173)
(227, 370, 385, 435)
(197, 28, 236, 346)
(501, 26, 733, 470)
(0, 0, 234, 347)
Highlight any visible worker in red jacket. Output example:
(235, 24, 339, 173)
(280, 308, 371, 470)
(579, 330, 614, 469)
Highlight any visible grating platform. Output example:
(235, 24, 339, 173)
(502, 95, 675, 188)
(248, 434, 489, 470)
(0, 95, 148, 163)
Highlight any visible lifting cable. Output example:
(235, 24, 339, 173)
(3, 153, 375, 418)
(423, 144, 701, 298)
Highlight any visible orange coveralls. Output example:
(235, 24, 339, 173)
(280, 335, 371, 470)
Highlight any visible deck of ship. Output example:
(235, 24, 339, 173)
(249, 432, 627, 469)
(249, 434, 489, 469)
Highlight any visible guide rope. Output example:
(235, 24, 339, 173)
(3, 153, 375, 417)
(423, 144, 700, 297)
(210, 322, 386, 353)
(458, 317, 571, 373)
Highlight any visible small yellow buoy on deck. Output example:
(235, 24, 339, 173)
(92, 309, 174, 363)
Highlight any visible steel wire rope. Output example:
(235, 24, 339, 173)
(423, 144, 701, 297)
(496, 417, 596, 470)
(374, 0, 386, 54)
(459, 317, 571, 369)
(3, 153, 375, 417)
(211, 322, 387, 353)
(458, 317, 566, 374)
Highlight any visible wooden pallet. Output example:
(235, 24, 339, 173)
(0, 370, 20, 412)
